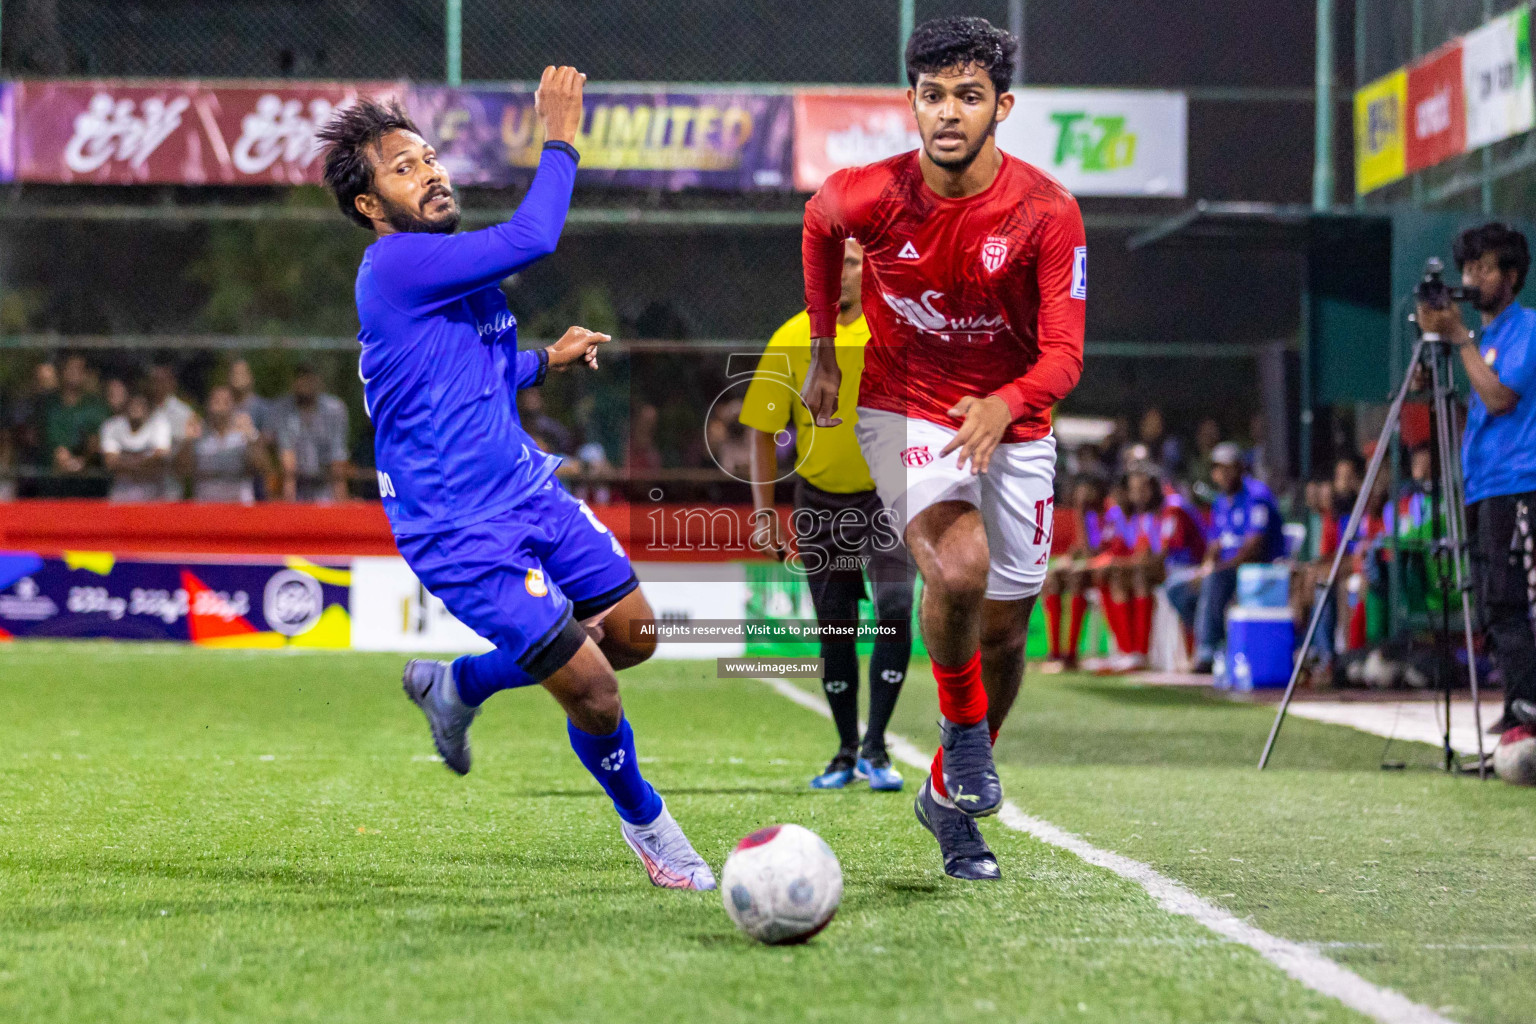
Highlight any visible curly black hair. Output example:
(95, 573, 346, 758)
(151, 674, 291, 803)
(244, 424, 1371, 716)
(1453, 222, 1531, 293)
(316, 98, 421, 230)
(905, 16, 1018, 95)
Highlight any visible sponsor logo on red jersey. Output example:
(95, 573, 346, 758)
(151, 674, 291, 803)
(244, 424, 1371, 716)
(879, 289, 1007, 343)
(981, 236, 1009, 273)
(900, 445, 933, 468)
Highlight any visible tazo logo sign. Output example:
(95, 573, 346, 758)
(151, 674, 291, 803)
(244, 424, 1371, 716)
(65, 93, 190, 173)
(1048, 112, 1137, 172)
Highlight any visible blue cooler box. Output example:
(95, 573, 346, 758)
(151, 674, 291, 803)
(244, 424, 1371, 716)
(1236, 564, 1290, 608)
(1220, 607, 1295, 691)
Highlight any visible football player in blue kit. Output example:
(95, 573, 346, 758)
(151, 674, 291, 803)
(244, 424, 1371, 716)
(317, 67, 714, 890)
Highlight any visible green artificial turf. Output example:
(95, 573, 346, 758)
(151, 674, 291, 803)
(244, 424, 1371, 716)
(0, 642, 1522, 1022)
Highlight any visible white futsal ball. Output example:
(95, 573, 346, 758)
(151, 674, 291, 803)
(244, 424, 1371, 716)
(1493, 725, 1536, 786)
(721, 823, 843, 945)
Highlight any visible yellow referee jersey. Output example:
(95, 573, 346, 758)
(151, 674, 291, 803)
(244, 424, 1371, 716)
(738, 310, 874, 494)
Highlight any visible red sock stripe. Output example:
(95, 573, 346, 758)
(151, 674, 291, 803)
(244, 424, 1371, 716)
(1044, 593, 1064, 659)
(1132, 595, 1153, 656)
(1066, 593, 1088, 659)
(931, 747, 947, 798)
(933, 650, 987, 726)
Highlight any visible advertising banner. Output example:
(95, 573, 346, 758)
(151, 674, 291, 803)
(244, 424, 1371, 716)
(794, 88, 1186, 196)
(1354, 69, 1408, 195)
(408, 85, 794, 191)
(995, 88, 1187, 197)
(792, 91, 919, 191)
(1462, 5, 1535, 150)
(12, 79, 400, 184)
(0, 551, 350, 646)
(1406, 41, 1466, 172)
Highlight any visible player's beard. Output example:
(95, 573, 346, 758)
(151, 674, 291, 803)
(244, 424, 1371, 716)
(380, 189, 461, 235)
(924, 108, 997, 172)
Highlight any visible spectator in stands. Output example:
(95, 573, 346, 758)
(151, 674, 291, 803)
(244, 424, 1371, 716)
(39, 353, 109, 497)
(10, 361, 58, 496)
(518, 389, 574, 456)
(103, 377, 129, 419)
(227, 358, 273, 441)
(1188, 416, 1222, 498)
(626, 403, 662, 474)
(1189, 442, 1286, 673)
(273, 363, 350, 502)
(100, 390, 171, 502)
(1138, 407, 1183, 480)
(180, 384, 269, 503)
(147, 360, 196, 444)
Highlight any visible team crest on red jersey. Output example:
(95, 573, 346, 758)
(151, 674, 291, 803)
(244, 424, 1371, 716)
(980, 236, 1009, 273)
(900, 445, 933, 468)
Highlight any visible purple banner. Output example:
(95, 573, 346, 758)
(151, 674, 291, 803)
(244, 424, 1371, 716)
(408, 85, 794, 191)
(0, 554, 349, 645)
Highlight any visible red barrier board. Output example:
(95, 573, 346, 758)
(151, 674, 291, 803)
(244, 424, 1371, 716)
(13, 79, 400, 185)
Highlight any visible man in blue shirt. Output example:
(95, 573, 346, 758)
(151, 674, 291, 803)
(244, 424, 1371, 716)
(1416, 223, 1536, 738)
(1179, 442, 1286, 673)
(318, 68, 714, 889)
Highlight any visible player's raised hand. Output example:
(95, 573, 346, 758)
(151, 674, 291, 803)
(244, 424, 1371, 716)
(535, 65, 587, 144)
(941, 395, 1012, 475)
(800, 337, 843, 427)
(546, 325, 611, 372)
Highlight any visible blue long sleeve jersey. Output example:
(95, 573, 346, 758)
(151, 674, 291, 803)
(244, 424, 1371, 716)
(355, 142, 578, 536)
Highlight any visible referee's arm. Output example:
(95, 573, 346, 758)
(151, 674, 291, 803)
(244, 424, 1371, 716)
(739, 333, 798, 560)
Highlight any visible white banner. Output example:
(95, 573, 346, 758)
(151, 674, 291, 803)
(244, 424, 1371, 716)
(996, 88, 1187, 197)
(349, 558, 746, 659)
(1462, 6, 1535, 149)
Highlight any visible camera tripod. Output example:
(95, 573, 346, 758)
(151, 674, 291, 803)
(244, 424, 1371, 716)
(1258, 330, 1488, 776)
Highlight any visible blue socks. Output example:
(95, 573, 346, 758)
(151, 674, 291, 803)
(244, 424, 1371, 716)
(567, 716, 663, 825)
(452, 648, 536, 707)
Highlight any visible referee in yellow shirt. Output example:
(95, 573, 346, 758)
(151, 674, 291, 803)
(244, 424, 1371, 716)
(739, 240, 914, 792)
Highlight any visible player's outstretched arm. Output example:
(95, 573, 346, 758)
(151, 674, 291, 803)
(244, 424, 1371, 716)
(545, 325, 611, 372)
(372, 66, 588, 313)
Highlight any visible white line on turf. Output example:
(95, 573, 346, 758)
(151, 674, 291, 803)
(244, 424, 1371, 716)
(758, 676, 1458, 1024)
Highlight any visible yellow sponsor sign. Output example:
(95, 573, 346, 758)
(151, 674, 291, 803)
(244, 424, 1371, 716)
(1355, 69, 1408, 195)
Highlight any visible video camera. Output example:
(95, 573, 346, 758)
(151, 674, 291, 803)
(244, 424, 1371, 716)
(1415, 257, 1472, 310)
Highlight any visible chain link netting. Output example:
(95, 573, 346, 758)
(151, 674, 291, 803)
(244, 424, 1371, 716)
(1, 0, 1311, 89)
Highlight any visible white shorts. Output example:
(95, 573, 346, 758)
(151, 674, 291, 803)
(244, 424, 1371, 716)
(854, 407, 1057, 600)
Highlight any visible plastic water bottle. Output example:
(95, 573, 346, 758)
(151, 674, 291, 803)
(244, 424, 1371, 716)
(1232, 652, 1253, 692)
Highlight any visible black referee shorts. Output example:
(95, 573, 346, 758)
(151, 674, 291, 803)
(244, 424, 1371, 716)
(792, 479, 914, 619)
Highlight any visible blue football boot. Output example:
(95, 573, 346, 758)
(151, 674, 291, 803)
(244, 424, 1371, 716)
(858, 752, 905, 792)
(939, 716, 1003, 817)
(914, 777, 1000, 881)
(810, 749, 859, 789)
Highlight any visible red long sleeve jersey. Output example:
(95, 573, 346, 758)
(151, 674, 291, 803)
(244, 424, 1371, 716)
(803, 151, 1086, 443)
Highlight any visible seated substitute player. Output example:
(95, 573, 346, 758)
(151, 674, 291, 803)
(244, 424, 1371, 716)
(802, 17, 1086, 880)
(1177, 443, 1286, 673)
(1115, 463, 1206, 666)
(317, 70, 714, 891)
(738, 239, 915, 793)
(1040, 474, 1110, 673)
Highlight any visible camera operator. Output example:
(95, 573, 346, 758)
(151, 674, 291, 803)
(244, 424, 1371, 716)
(1414, 223, 1536, 736)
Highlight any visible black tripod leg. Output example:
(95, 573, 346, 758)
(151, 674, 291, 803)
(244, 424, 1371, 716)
(1430, 346, 1488, 777)
(1259, 338, 1429, 769)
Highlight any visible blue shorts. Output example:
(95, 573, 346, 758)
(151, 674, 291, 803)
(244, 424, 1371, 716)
(394, 480, 638, 681)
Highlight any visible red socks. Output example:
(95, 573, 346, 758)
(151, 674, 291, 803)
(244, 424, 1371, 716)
(930, 651, 987, 800)
(934, 650, 987, 726)
(1066, 593, 1088, 661)
(1100, 590, 1131, 655)
(932, 726, 999, 800)
(1131, 595, 1153, 656)
(1044, 593, 1064, 660)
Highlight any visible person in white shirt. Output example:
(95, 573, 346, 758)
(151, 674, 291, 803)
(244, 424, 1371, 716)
(100, 392, 171, 502)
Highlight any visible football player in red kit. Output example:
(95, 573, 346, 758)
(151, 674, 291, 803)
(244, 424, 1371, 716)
(801, 16, 1086, 880)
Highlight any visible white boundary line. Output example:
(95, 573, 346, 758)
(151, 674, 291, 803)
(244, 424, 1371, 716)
(759, 676, 1458, 1024)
